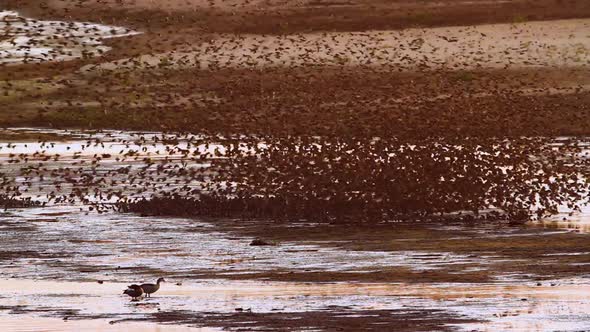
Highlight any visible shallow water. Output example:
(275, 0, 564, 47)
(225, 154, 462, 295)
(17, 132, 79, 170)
(0, 205, 498, 281)
(537, 205, 590, 233)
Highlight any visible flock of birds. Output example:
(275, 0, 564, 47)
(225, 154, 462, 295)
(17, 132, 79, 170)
(0, 0, 589, 224)
(0, 132, 587, 223)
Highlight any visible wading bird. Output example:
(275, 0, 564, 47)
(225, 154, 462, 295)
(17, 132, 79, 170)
(123, 284, 144, 301)
(140, 277, 165, 298)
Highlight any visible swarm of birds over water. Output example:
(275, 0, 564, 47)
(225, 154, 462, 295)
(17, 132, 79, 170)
(1, 0, 590, 223)
(0, 132, 588, 222)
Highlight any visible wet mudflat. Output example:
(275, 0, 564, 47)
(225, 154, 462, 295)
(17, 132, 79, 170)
(2, 199, 590, 330)
(0, 128, 590, 331)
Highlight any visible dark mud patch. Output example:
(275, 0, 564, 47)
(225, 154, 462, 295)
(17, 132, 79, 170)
(27, 218, 60, 223)
(38, 211, 75, 217)
(66, 264, 167, 278)
(0, 305, 80, 317)
(0, 304, 477, 331)
(116, 308, 476, 332)
(0, 250, 65, 262)
(0, 305, 115, 323)
(180, 268, 491, 284)
(67, 239, 114, 244)
(0, 217, 37, 232)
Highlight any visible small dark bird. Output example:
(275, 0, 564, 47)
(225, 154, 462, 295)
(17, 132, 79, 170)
(140, 277, 165, 297)
(123, 284, 143, 301)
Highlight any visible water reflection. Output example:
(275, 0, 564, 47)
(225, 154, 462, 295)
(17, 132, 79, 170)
(537, 205, 590, 233)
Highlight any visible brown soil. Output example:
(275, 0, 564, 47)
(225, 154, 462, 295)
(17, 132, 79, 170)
(0, 250, 64, 262)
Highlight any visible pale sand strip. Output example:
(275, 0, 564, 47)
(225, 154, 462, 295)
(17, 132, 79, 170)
(84, 19, 590, 72)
